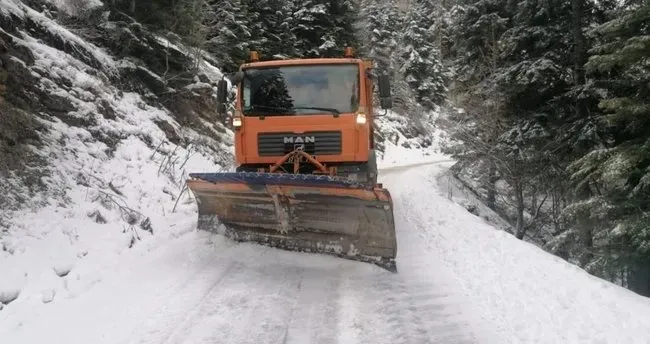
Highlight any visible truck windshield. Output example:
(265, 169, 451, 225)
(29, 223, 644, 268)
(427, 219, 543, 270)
(240, 64, 360, 116)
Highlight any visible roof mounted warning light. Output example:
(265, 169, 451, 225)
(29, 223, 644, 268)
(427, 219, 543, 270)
(249, 51, 260, 62)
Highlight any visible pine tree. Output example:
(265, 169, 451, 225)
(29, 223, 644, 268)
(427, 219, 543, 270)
(450, 0, 511, 85)
(443, 0, 513, 211)
(490, 0, 614, 240)
(398, 0, 447, 110)
(291, 0, 360, 57)
(245, 0, 298, 59)
(447, 0, 616, 242)
(362, 0, 401, 74)
(327, 0, 360, 54)
(205, 0, 252, 73)
(565, 3, 650, 295)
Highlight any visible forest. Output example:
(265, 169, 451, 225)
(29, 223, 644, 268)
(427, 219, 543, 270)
(102, 0, 649, 296)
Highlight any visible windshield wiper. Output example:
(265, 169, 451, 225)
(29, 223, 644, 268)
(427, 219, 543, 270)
(243, 105, 342, 118)
(244, 105, 294, 117)
(293, 107, 340, 116)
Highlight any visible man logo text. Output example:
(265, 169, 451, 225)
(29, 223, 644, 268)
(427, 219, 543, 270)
(283, 136, 315, 144)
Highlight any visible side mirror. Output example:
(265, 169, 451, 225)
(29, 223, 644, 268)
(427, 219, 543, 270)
(378, 74, 392, 109)
(216, 79, 228, 115)
(229, 71, 244, 84)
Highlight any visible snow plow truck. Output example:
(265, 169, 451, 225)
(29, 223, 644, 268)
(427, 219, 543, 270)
(186, 48, 397, 272)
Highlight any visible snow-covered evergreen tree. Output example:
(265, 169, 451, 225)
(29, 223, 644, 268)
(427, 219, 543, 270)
(446, 0, 650, 295)
(441, 0, 513, 211)
(562, 2, 650, 295)
(246, 0, 298, 59)
(398, 0, 447, 110)
(361, 0, 401, 73)
(490, 0, 609, 241)
(204, 0, 252, 73)
(291, 0, 360, 57)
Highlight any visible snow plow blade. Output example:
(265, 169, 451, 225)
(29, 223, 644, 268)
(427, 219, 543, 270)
(186, 172, 397, 272)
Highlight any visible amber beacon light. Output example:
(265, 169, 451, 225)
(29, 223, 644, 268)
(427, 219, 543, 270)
(249, 51, 260, 62)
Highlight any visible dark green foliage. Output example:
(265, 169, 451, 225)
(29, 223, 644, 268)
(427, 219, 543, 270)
(109, 0, 207, 44)
(399, 0, 447, 110)
(205, 0, 252, 72)
(207, 0, 360, 72)
(565, 3, 650, 294)
(447, 0, 650, 295)
(451, 0, 512, 85)
(360, 0, 401, 73)
(246, 0, 297, 59)
(291, 0, 359, 57)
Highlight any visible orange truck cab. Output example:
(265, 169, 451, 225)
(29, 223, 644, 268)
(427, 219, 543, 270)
(215, 48, 393, 185)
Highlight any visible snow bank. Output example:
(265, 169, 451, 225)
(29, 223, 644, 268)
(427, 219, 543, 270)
(393, 163, 650, 344)
(0, 129, 225, 307)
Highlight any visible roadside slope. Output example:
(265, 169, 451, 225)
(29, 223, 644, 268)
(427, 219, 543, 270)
(385, 161, 650, 343)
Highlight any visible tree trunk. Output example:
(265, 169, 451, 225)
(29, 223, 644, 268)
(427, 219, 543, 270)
(486, 162, 497, 209)
(571, 0, 587, 85)
(531, 185, 538, 214)
(552, 187, 562, 234)
(515, 182, 526, 240)
(571, 0, 590, 125)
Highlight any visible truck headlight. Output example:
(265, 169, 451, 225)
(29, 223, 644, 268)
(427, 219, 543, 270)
(232, 117, 242, 128)
(356, 113, 367, 124)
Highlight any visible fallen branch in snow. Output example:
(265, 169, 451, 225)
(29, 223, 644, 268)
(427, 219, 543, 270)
(157, 144, 181, 176)
(91, 189, 153, 235)
(108, 181, 124, 196)
(152, 142, 195, 189)
(149, 139, 166, 160)
(123, 223, 141, 248)
(172, 184, 189, 213)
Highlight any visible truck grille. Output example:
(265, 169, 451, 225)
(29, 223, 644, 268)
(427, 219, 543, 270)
(257, 131, 342, 156)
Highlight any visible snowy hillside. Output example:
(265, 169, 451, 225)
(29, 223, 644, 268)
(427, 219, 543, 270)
(1, 0, 232, 308)
(0, 0, 234, 218)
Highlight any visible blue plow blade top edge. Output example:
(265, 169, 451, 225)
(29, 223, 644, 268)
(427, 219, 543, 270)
(188, 172, 373, 189)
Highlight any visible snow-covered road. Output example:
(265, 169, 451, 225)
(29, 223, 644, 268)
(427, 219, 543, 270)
(0, 160, 494, 344)
(2, 160, 650, 344)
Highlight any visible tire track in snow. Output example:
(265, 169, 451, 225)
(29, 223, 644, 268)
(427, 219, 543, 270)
(376, 163, 489, 344)
(157, 262, 237, 344)
(376, 270, 483, 344)
(125, 256, 237, 344)
(281, 267, 342, 344)
(162, 261, 304, 344)
(224, 264, 303, 344)
(333, 271, 385, 344)
(375, 277, 426, 344)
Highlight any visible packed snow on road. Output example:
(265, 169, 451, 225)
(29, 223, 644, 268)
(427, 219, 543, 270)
(2, 140, 650, 344)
